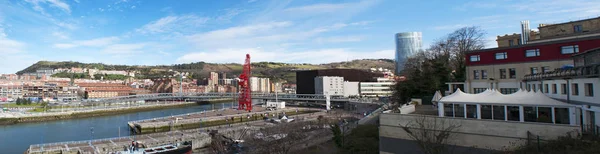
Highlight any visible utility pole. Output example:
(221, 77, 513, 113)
(179, 73, 183, 96)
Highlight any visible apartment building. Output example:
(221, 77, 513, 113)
(0, 85, 22, 98)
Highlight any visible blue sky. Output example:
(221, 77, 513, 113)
(1, 0, 599, 73)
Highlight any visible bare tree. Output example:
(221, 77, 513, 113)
(447, 26, 486, 81)
(400, 115, 462, 154)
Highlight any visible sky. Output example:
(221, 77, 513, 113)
(1, 0, 600, 73)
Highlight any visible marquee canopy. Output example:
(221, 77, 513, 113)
(439, 89, 576, 107)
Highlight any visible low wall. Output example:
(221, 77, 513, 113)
(379, 113, 580, 153)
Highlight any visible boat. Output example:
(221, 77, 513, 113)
(113, 140, 192, 154)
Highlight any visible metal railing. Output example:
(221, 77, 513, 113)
(523, 64, 600, 81)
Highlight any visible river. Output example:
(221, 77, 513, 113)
(0, 102, 236, 154)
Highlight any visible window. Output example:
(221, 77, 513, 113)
(544, 84, 549, 93)
(499, 69, 506, 79)
(508, 40, 514, 46)
(561, 45, 579, 54)
(481, 105, 492, 120)
(473, 88, 486, 94)
(481, 70, 488, 79)
(454, 104, 465, 118)
(470, 55, 480, 62)
(542, 66, 550, 73)
(530, 67, 538, 74)
(466, 105, 477, 119)
(574, 25, 583, 33)
(507, 106, 520, 121)
(552, 84, 557, 94)
(509, 68, 516, 79)
(496, 52, 507, 60)
(572, 83, 579, 95)
(517, 39, 522, 45)
(532, 84, 537, 92)
(493, 105, 505, 121)
(561, 84, 567, 94)
(500, 88, 518, 94)
(525, 49, 540, 57)
(585, 83, 594, 97)
(555, 108, 570, 124)
(473, 70, 479, 80)
(527, 84, 531, 91)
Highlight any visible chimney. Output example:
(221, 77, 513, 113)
(520, 20, 530, 44)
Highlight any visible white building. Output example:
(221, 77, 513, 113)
(266, 101, 286, 109)
(249, 77, 271, 93)
(359, 77, 394, 97)
(523, 47, 600, 129)
(343, 81, 359, 97)
(315, 76, 345, 96)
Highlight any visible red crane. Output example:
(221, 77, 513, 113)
(238, 54, 252, 111)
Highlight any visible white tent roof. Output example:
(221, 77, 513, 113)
(439, 89, 576, 107)
(432, 91, 443, 103)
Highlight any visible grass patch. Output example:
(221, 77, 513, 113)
(2, 103, 42, 108)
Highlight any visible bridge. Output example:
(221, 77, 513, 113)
(83, 93, 379, 107)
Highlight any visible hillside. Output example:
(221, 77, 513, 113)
(17, 59, 395, 83)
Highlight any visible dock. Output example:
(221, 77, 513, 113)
(127, 107, 320, 134)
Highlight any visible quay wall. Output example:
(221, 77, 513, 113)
(0, 99, 232, 125)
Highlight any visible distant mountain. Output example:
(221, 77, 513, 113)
(17, 59, 395, 83)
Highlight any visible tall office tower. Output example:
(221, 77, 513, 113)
(395, 32, 422, 74)
(521, 20, 530, 45)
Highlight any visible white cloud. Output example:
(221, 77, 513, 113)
(53, 36, 119, 49)
(131, 6, 136, 9)
(433, 24, 468, 30)
(0, 28, 34, 73)
(186, 21, 292, 47)
(98, 8, 104, 12)
(25, 0, 71, 14)
(102, 43, 146, 54)
(216, 8, 245, 22)
(136, 15, 209, 34)
(53, 43, 76, 48)
(315, 36, 364, 43)
(0, 37, 26, 54)
(283, 0, 379, 16)
(51, 31, 69, 39)
(176, 48, 393, 64)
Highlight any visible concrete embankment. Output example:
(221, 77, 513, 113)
(0, 99, 232, 125)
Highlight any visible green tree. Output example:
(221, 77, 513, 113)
(16, 98, 22, 105)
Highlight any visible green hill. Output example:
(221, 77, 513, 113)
(17, 59, 395, 83)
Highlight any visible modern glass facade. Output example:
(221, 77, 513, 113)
(395, 32, 422, 74)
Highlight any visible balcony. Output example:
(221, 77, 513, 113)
(523, 63, 600, 81)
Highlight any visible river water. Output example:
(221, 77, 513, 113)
(0, 102, 236, 154)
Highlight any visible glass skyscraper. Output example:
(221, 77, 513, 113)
(395, 32, 422, 74)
